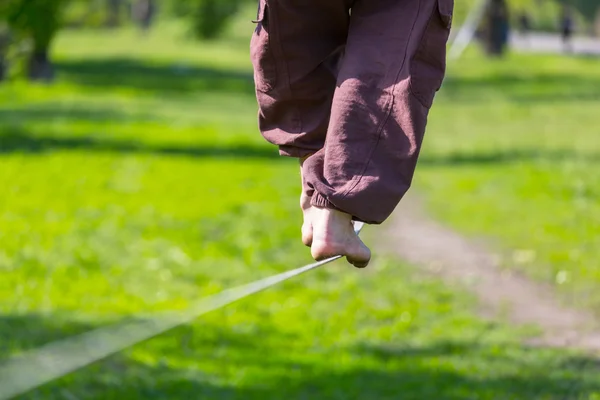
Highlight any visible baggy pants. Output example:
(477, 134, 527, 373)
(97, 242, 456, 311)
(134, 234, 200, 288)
(250, 0, 453, 224)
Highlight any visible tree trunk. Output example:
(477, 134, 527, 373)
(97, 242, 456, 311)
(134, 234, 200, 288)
(132, 0, 156, 32)
(106, 0, 122, 28)
(27, 49, 54, 82)
(483, 0, 510, 57)
(0, 29, 10, 82)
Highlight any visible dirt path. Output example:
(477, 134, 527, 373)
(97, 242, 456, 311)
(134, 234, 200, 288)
(378, 193, 600, 353)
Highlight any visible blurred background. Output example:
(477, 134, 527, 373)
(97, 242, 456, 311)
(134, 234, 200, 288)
(0, 0, 599, 399)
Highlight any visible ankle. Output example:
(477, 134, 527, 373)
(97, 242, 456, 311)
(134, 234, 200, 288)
(319, 207, 351, 221)
(312, 207, 354, 237)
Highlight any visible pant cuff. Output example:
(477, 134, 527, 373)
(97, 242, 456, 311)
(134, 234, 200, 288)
(279, 145, 319, 159)
(311, 192, 342, 211)
(311, 192, 371, 223)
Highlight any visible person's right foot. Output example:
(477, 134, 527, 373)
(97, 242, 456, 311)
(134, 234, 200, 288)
(310, 207, 371, 268)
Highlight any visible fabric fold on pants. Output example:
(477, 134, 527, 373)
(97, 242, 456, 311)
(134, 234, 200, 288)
(251, 0, 453, 224)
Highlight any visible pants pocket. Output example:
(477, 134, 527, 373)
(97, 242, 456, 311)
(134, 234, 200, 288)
(409, 0, 453, 109)
(250, 0, 277, 93)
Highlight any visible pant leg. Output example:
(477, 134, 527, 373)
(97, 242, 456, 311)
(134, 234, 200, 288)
(303, 0, 454, 224)
(250, 0, 353, 158)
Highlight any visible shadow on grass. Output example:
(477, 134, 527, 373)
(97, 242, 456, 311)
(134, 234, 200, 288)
(419, 148, 600, 166)
(1, 314, 599, 399)
(441, 73, 600, 103)
(56, 58, 255, 95)
(0, 126, 279, 160)
(0, 106, 139, 124)
(2, 127, 598, 166)
(0, 315, 93, 356)
(352, 342, 600, 399)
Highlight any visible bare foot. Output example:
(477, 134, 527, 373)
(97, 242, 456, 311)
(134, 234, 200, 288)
(310, 207, 371, 268)
(300, 184, 313, 247)
(299, 156, 314, 247)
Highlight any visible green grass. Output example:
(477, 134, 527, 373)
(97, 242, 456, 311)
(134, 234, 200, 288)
(418, 49, 600, 313)
(1, 15, 600, 400)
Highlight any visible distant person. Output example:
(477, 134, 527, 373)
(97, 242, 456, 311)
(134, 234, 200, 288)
(517, 12, 531, 47)
(560, 5, 574, 53)
(518, 12, 531, 35)
(250, 0, 454, 267)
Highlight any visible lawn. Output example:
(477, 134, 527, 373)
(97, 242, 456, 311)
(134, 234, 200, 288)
(418, 50, 600, 313)
(0, 13, 600, 400)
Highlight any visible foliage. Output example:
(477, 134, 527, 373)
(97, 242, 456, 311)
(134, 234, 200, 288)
(172, 0, 247, 39)
(2, 0, 68, 52)
(62, 0, 113, 29)
(0, 0, 71, 81)
(571, 0, 600, 23)
(457, 0, 597, 31)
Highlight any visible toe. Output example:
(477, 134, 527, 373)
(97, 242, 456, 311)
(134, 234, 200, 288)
(302, 224, 313, 247)
(347, 243, 371, 268)
(347, 254, 370, 268)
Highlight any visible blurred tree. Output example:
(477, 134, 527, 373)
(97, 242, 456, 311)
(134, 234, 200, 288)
(174, 0, 244, 39)
(0, 24, 9, 81)
(461, 0, 594, 34)
(547, 0, 599, 34)
(105, 0, 124, 28)
(0, 5, 12, 81)
(570, 0, 600, 36)
(62, 0, 126, 30)
(481, 0, 511, 56)
(0, 0, 70, 82)
(7, 0, 69, 81)
(571, 0, 598, 23)
(132, 0, 156, 33)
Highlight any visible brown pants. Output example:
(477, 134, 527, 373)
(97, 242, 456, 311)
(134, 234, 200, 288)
(250, 0, 453, 224)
